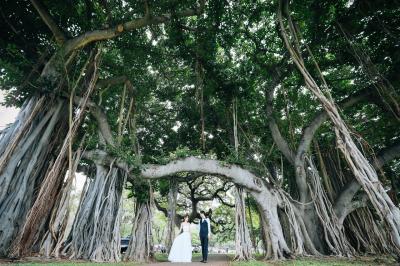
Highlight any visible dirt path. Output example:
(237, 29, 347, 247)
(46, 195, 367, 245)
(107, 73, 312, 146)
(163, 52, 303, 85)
(144, 254, 230, 266)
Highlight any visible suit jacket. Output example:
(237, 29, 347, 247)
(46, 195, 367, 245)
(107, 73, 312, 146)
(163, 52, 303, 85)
(199, 218, 211, 237)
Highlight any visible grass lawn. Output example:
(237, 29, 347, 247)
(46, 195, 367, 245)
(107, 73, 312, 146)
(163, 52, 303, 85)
(4, 262, 139, 266)
(2, 252, 199, 265)
(230, 255, 396, 266)
(2, 254, 396, 266)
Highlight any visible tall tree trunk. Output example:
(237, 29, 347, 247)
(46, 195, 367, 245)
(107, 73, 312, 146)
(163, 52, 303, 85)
(278, 0, 400, 251)
(124, 195, 154, 262)
(250, 187, 298, 260)
(9, 48, 101, 258)
(64, 164, 125, 262)
(234, 186, 253, 260)
(165, 178, 178, 253)
(0, 97, 67, 257)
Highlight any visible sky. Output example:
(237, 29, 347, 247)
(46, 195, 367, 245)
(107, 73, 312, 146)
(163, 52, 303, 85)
(0, 91, 19, 130)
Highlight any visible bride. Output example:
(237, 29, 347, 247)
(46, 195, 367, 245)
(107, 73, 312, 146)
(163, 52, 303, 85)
(168, 215, 192, 262)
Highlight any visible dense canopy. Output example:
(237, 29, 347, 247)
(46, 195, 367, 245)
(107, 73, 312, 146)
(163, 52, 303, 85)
(0, 0, 399, 263)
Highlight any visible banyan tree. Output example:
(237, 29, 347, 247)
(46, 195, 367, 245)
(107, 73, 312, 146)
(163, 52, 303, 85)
(0, 0, 399, 263)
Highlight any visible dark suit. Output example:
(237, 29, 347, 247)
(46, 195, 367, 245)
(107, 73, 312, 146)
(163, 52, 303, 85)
(199, 219, 209, 261)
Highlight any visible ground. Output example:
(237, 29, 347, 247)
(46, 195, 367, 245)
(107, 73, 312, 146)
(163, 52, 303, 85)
(0, 253, 396, 265)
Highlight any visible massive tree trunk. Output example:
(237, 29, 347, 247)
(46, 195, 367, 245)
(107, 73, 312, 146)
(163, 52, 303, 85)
(9, 49, 101, 258)
(124, 196, 154, 262)
(64, 165, 125, 262)
(165, 179, 178, 253)
(0, 1, 204, 258)
(64, 164, 125, 262)
(234, 186, 253, 260)
(305, 158, 353, 256)
(0, 97, 67, 257)
(278, 0, 400, 252)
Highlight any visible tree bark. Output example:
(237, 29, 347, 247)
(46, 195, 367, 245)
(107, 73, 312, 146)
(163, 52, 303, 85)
(64, 164, 125, 262)
(165, 179, 178, 253)
(39, 169, 74, 258)
(9, 49, 101, 258)
(0, 97, 67, 257)
(124, 195, 154, 262)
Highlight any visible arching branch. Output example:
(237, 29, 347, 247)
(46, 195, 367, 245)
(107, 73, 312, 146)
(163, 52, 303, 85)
(141, 157, 262, 192)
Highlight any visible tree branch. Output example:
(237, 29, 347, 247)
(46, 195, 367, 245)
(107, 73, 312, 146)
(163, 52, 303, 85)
(30, 0, 67, 44)
(334, 140, 400, 221)
(216, 194, 235, 208)
(265, 85, 296, 164)
(154, 199, 182, 227)
(373, 140, 400, 169)
(90, 104, 116, 147)
(82, 149, 129, 171)
(297, 86, 373, 158)
(141, 157, 262, 192)
(195, 183, 233, 202)
(97, 76, 135, 93)
(63, 2, 205, 55)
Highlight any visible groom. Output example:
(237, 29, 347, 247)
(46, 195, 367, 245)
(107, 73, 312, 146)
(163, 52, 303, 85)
(199, 211, 211, 263)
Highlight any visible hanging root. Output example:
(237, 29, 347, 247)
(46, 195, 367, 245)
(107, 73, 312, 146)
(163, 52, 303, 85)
(0, 98, 65, 257)
(64, 163, 125, 262)
(9, 48, 103, 258)
(39, 141, 85, 258)
(306, 157, 354, 256)
(345, 208, 393, 254)
(336, 22, 400, 121)
(234, 186, 253, 260)
(278, 0, 400, 253)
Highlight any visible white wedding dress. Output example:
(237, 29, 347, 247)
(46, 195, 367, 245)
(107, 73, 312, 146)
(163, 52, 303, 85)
(168, 222, 192, 262)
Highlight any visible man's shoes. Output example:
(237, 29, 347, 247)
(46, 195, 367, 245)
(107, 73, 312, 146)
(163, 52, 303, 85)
(200, 260, 204, 263)
(202, 260, 207, 263)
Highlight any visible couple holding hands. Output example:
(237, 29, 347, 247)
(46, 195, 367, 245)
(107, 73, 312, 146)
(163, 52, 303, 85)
(168, 211, 211, 263)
